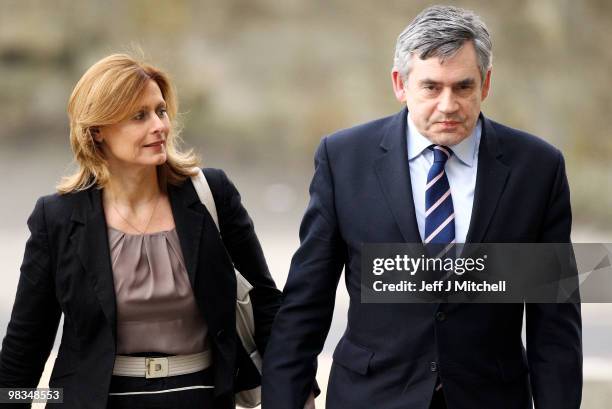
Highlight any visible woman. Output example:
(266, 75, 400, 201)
(0, 54, 281, 408)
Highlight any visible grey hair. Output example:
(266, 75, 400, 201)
(393, 5, 492, 83)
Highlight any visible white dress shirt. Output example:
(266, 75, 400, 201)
(406, 113, 481, 244)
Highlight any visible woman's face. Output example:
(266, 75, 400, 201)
(95, 80, 170, 170)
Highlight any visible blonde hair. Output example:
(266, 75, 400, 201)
(57, 53, 200, 194)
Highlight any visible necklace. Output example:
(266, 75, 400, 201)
(111, 194, 161, 235)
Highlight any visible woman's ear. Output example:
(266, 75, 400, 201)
(90, 126, 102, 143)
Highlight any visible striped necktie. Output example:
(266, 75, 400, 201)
(424, 145, 455, 245)
(425, 145, 454, 397)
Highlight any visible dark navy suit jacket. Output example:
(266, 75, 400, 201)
(262, 108, 582, 409)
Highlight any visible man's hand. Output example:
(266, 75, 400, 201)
(304, 391, 316, 409)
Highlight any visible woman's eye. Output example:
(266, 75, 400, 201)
(133, 112, 145, 120)
(157, 108, 167, 117)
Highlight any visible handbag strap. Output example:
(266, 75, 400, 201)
(190, 168, 255, 298)
(190, 168, 262, 376)
(191, 168, 220, 231)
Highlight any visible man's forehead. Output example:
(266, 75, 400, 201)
(418, 77, 477, 86)
(409, 45, 481, 81)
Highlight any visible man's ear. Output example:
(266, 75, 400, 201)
(481, 69, 492, 101)
(391, 69, 407, 103)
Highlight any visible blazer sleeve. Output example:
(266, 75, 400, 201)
(262, 138, 346, 409)
(0, 196, 62, 392)
(205, 168, 282, 356)
(525, 151, 583, 409)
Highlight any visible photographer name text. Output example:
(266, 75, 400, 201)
(372, 280, 506, 293)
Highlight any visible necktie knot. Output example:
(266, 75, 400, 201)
(429, 145, 453, 163)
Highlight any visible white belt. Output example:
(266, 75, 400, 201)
(112, 351, 212, 379)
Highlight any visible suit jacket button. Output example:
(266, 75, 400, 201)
(436, 312, 447, 322)
(430, 362, 438, 372)
(216, 329, 226, 339)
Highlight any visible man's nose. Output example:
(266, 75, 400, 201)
(437, 88, 459, 114)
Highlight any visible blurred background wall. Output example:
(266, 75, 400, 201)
(1, 0, 611, 407)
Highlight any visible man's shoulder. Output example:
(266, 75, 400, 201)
(486, 117, 562, 161)
(322, 111, 399, 154)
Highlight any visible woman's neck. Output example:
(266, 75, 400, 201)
(104, 165, 162, 209)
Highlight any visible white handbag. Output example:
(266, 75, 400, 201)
(191, 169, 263, 408)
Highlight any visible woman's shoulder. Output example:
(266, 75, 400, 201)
(179, 167, 243, 211)
(201, 167, 230, 185)
(200, 167, 235, 196)
(31, 189, 90, 225)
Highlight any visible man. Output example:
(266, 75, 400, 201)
(262, 5, 582, 409)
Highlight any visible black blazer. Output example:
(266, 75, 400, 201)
(262, 108, 582, 409)
(0, 168, 281, 409)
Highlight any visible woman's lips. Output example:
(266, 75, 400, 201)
(144, 141, 164, 147)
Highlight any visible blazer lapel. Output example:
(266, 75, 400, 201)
(374, 108, 422, 243)
(169, 179, 206, 288)
(70, 188, 117, 340)
(465, 116, 510, 244)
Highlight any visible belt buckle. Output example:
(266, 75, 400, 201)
(145, 357, 169, 379)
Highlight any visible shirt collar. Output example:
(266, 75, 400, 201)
(406, 113, 481, 167)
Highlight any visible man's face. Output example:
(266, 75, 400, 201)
(392, 41, 491, 146)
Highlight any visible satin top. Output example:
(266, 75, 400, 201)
(107, 226, 208, 355)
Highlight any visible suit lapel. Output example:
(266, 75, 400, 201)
(444, 117, 510, 314)
(169, 179, 206, 288)
(374, 108, 422, 243)
(465, 116, 510, 243)
(70, 188, 117, 340)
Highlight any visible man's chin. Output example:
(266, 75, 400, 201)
(424, 132, 469, 147)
